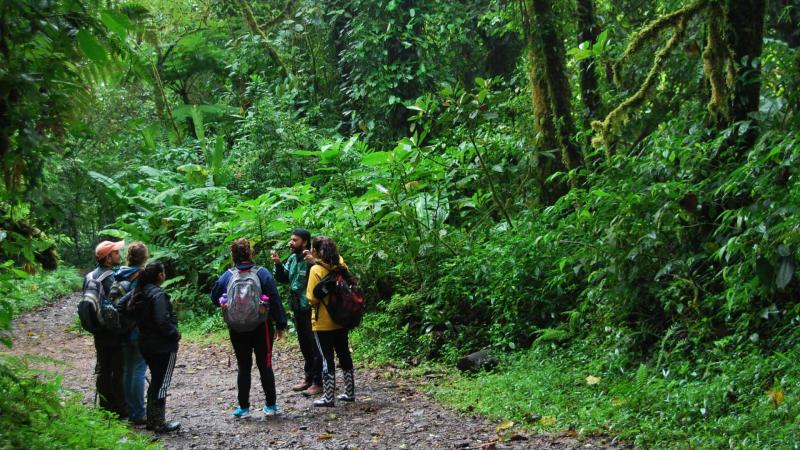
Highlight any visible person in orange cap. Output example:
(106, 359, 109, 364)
(83, 239, 127, 418)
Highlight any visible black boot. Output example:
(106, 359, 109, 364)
(313, 372, 335, 407)
(147, 399, 180, 433)
(337, 370, 355, 402)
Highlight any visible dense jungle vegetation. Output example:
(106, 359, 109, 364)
(1, 0, 799, 447)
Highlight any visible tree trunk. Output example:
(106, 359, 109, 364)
(178, 87, 197, 139)
(576, 0, 602, 130)
(725, 0, 766, 146)
(525, 0, 581, 202)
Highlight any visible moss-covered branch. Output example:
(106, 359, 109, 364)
(593, 0, 714, 156)
(613, 0, 710, 83)
(235, 0, 290, 76)
(592, 15, 689, 155)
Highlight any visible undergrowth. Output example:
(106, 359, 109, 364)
(0, 356, 158, 450)
(433, 341, 800, 449)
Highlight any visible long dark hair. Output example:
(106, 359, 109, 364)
(311, 236, 340, 266)
(137, 261, 165, 288)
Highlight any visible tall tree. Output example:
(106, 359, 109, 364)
(524, 0, 582, 200)
(725, 0, 766, 147)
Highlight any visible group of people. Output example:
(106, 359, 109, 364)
(83, 228, 356, 433)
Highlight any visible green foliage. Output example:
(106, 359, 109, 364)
(0, 357, 159, 450)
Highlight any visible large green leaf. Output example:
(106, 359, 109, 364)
(76, 30, 108, 64)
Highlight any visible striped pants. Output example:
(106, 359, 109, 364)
(142, 350, 177, 403)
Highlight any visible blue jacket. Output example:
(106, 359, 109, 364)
(210, 263, 288, 330)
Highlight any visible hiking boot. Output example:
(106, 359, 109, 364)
(336, 370, 355, 402)
(292, 380, 312, 392)
(146, 399, 180, 433)
(150, 420, 181, 433)
(262, 405, 280, 416)
(303, 384, 322, 396)
(313, 373, 335, 407)
(232, 406, 251, 418)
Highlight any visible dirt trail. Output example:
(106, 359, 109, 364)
(8, 294, 617, 449)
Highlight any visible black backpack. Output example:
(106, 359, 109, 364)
(77, 269, 113, 334)
(77, 269, 132, 335)
(312, 268, 366, 329)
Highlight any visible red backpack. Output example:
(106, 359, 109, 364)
(313, 268, 365, 329)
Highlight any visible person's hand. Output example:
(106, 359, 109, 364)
(303, 249, 315, 265)
(271, 249, 281, 265)
(276, 329, 285, 341)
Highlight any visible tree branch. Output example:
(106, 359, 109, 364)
(235, 0, 291, 76)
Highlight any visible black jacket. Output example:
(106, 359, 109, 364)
(130, 283, 180, 354)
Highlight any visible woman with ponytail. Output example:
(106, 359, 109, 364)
(128, 261, 181, 433)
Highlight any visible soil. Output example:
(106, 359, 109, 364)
(8, 294, 621, 449)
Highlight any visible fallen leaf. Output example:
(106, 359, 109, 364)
(319, 434, 333, 440)
(611, 397, 625, 406)
(767, 387, 784, 408)
(495, 419, 514, 433)
(586, 375, 601, 385)
(540, 416, 557, 427)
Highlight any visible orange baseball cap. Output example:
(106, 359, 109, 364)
(95, 240, 125, 259)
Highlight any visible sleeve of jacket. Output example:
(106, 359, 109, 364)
(153, 291, 179, 341)
(259, 268, 287, 330)
(273, 259, 289, 284)
(306, 265, 324, 306)
(210, 271, 230, 307)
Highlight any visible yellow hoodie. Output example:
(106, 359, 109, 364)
(306, 257, 348, 331)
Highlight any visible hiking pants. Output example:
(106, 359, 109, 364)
(294, 308, 321, 385)
(314, 329, 353, 377)
(230, 321, 276, 408)
(122, 337, 147, 420)
(142, 350, 177, 405)
(94, 338, 127, 417)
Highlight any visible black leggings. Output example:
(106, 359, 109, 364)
(141, 351, 177, 403)
(294, 308, 321, 384)
(314, 329, 353, 376)
(230, 321, 276, 408)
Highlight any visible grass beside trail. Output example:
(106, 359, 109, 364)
(431, 343, 800, 449)
(0, 356, 159, 450)
(12, 266, 83, 316)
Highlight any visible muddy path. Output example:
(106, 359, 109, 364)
(8, 294, 618, 449)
